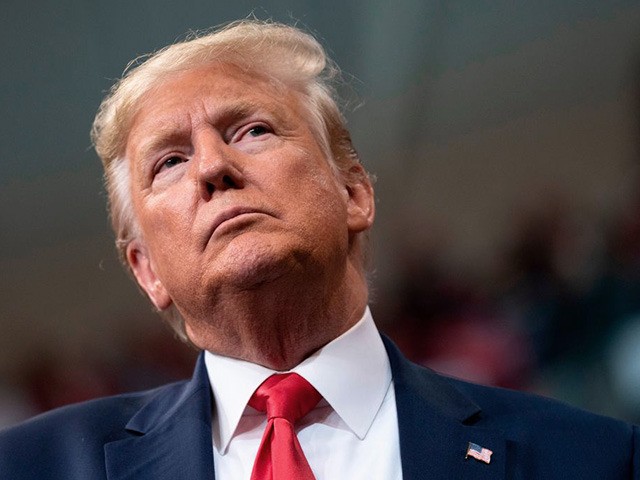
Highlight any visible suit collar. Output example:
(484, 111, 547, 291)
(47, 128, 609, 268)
(104, 336, 507, 479)
(104, 353, 215, 480)
(383, 336, 507, 480)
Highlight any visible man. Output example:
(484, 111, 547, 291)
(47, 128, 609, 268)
(0, 20, 638, 479)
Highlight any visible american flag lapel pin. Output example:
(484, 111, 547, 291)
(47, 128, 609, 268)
(466, 442, 493, 464)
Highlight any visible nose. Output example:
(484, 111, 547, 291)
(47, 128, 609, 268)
(195, 130, 245, 200)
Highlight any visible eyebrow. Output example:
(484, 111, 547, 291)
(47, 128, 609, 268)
(134, 124, 191, 166)
(218, 93, 296, 126)
(132, 97, 294, 164)
(217, 100, 293, 130)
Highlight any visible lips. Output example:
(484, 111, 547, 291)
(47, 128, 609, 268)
(206, 206, 271, 240)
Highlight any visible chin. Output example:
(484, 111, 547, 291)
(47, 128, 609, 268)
(215, 238, 307, 290)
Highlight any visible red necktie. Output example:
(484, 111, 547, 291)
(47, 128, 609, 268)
(248, 373, 322, 480)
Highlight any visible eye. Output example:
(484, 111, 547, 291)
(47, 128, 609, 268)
(246, 125, 269, 137)
(232, 123, 273, 143)
(156, 155, 187, 173)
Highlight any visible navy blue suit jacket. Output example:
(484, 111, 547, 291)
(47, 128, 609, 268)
(1, 337, 638, 479)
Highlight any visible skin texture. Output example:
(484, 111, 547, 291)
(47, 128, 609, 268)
(124, 65, 375, 370)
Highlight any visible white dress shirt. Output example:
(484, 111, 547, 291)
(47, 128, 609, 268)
(204, 307, 403, 480)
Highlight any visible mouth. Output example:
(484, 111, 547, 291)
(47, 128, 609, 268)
(206, 206, 271, 240)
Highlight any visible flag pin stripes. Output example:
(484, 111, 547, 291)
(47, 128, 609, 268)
(466, 442, 493, 464)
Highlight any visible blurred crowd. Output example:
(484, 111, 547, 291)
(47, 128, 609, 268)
(385, 188, 640, 423)
(0, 327, 198, 428)
(3, 188, 640, 427)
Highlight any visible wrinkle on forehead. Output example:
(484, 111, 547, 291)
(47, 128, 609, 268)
(126, 66, 304, 162)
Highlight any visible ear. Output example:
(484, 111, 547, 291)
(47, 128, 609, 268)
(125, 240, 172, 310)
(345, 165, 375, 234)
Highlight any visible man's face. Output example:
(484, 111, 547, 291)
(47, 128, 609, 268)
(123, 65, 373, 331)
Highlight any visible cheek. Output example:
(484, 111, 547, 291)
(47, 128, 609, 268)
(275, 151, 345, 210)
(137, 197, 194, 258)
(303, 165, 347, 215)
(286, 172, 348, 231)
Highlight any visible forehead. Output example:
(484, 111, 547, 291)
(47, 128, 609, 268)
(126, 64, 302, 144)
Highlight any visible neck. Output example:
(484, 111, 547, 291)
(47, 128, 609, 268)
(183, 260, 369, 370)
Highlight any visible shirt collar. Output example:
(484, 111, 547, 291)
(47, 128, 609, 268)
(204, 307, 391, 454)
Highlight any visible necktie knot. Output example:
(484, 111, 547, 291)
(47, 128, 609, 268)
(248, 373, 321, 479)
(249, 373, 321, 424)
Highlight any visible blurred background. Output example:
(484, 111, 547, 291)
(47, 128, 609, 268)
(2, 0, 640, 426)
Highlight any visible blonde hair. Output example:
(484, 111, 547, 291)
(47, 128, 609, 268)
(91, 20, 367, 340)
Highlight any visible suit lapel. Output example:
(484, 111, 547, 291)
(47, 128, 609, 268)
(103, 336, 506, 479)
(383, 336, 506, 480)
(104, 353, 216, 480)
